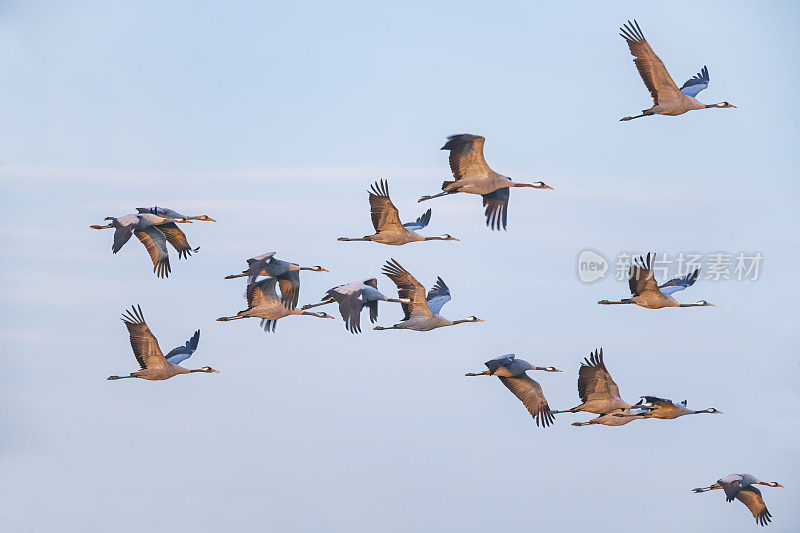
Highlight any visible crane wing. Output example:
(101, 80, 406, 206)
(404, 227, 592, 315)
(158, 222, 198, 260)
(482, 188, 509, 231)
(658, 268, 699, 296)
(332, 290, 366, 334)
(680, 66, 710, 97)
(577, 348, 622, 403)
(246, 278, 279, 308)
(717, 475, 745, 502)
(121, 305, 168, 369)
(425, 276, 451, 315)
(498, 375, 555, 428)
(441, 134, 492, 181)
(619, 20, 682, 106)
(484, 354, 515, 376)
(735, 487, 772, 526)
(277, 270, 300, 310)
(639, 396, 676, 408)
(239, 252, 276, 282)
(368, 179, 404, 233)
(403, 208, 431, 231)
(628, 253, 659, 296)
(165, 330, 200, 365)
(381, 258, 432, 319)
(136, 206, 185, 218)
(112, 225, 134, 254)
(134, 226, 171, 278)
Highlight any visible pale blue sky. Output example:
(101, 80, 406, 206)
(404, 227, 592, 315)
(1, 1, 798, 532)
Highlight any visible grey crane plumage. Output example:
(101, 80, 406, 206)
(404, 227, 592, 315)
(466, 354, 561, 427)
(693, 474, 782, 526)
(217, 277, 334, 332)
(223, 252, 328, 310)
(90, 213, 194, 278)
(374, 259, 483, 331)
(417, 135, 552, 231)
(598, 252, 713, 309)
(338, 179, 458, 245)
(136, 206, 217, 222)
(107, 305, 219, 380)
(619, 20, 735, 121)
(301, 278, 410, 334)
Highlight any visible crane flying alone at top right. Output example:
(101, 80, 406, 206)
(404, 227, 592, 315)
(619, 20, 735, 121)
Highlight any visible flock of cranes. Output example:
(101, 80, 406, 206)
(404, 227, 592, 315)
(88, 20, 782, 528)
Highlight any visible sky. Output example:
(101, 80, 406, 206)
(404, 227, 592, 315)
(1, 1, 799, 531)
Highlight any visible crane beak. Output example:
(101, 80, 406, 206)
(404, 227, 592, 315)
(211, 369, 221, 373)
(543, 185, 554, 190)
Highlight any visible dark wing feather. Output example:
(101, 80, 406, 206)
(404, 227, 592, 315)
(619, 20, 682, 106)
(112, 225, 134, 253)
(441, 134, 491, 181)
(482, 188, 509, 231)
(368, 179, 403, 233)
(680, 65, 710, 97)
(640, 396, 676, 408)
(498, 375, 555, 428)
(134, 226, 171, 278)
(735, 487, 772, 526)
(158, 222, 198, 260)
(381, 258, 431, 319)
(260, 319, 278, 333)
(338, 291, 365, 334)
(244, 252, 276, 282)
(425, 276, 451, 315)
(403, 208, 432, 231)
(577, 348, 622, 403)
(165, 330, 200, 365)
(718, 477, 744, 502)
(628, 253, 659, 296)
(120, 305, 168, 369)
(366, 299, 378, 325)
